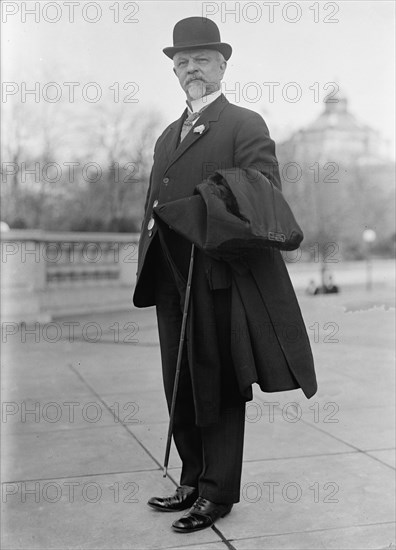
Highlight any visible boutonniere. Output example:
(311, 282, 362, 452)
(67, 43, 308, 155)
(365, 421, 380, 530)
(193, 124, 205, 135)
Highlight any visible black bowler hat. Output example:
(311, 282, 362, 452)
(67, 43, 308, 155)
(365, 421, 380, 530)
(163, 17, 232, 61)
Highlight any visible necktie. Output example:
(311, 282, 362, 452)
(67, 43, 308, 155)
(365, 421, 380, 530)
(179, 111, 201, 142)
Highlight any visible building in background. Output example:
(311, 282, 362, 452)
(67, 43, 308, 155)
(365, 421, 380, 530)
(277, 90, 395, 259)
(279, 91, 391, 166)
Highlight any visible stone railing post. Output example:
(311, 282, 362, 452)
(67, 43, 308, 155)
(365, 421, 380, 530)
(1, 229, 140, 323)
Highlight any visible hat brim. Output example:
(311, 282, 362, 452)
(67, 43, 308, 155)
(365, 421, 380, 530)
(163, 42, 232, 61)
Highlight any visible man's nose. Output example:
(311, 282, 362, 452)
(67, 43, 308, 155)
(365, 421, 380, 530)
(186, 59, 199, 72)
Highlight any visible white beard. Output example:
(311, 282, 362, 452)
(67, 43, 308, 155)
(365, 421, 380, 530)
(187, 80, 207, 100)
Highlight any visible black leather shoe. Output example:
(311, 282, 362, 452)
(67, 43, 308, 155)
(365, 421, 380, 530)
(147, 485, 198, 512)
(172, 497, 233, 532)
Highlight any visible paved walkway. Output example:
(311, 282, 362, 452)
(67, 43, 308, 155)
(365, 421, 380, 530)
(1, 285, 395, 549)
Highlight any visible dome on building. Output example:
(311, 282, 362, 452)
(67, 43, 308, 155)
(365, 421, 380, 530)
(308, 95, 367, 132)
(279, 88, 390, 165)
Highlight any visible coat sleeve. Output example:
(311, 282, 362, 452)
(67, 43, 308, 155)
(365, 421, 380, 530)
(233, 112, 282, 190)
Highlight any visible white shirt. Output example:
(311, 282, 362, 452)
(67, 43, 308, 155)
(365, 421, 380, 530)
(186, 89, 222, 124)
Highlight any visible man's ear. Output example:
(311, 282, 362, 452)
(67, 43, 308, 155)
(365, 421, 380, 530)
(173, 66, 177, 76)
(220, 60, 227, 77)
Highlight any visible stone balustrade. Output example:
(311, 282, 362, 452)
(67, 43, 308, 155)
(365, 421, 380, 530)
(1, 230, 140, 323)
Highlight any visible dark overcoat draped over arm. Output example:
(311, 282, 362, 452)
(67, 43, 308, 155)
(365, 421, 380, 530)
(154, 168, 317, 403)
(133, 94, 317, 426)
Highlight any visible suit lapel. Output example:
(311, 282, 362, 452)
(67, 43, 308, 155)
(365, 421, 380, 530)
(168, 112, 186, 155)
(164, 94, 229, 173)
(159, 112, 186, 162)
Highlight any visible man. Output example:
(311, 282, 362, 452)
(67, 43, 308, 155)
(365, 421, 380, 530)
(133, 16, 317, 533)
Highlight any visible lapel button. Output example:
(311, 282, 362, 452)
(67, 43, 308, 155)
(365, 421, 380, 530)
(163, 177, 169, 184)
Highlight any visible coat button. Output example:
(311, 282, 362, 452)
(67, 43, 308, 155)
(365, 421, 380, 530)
(153, 200, 158, 207)
(163, 177, 169, 184)
(147, 218, 155, 230)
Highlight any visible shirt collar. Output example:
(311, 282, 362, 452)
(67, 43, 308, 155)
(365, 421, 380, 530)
(187, 89, 222, 114)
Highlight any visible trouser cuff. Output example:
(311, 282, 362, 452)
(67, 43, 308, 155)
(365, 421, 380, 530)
(199, 486, 240, 504)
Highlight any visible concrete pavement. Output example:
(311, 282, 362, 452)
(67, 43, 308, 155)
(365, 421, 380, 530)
(1, 284, 395, 549)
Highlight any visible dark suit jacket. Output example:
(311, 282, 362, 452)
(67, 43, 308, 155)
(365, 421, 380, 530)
(133, 94, 281, 307)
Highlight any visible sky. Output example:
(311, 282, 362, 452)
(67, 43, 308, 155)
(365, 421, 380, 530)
(2, 0, 395, 154)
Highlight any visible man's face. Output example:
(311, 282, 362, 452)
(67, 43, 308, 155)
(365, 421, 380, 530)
(173, 49, 227, 102)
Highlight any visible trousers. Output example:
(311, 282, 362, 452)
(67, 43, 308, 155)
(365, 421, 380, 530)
(153, 232, 246, 503)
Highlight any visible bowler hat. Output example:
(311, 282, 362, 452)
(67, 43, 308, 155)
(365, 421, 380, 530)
(163, 17, 232, 61)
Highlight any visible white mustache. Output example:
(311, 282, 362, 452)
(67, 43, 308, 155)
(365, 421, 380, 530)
(186, 77, 205, 86)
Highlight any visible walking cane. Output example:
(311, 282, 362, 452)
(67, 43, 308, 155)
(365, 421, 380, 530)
(163, 243, 195, 478)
